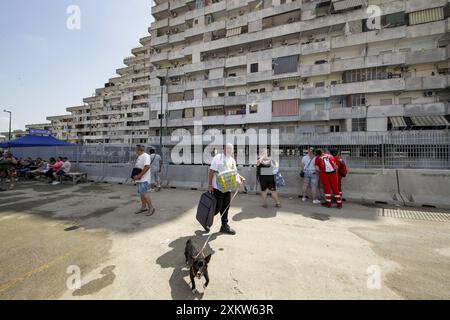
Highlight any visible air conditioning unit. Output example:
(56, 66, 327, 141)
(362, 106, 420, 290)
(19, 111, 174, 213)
(282, 40, 288, 46)
(266, 43, 273, 48)
(238, 48, 244, 53)
(172, 12, 178, 17)
(423, 91, 434, 97)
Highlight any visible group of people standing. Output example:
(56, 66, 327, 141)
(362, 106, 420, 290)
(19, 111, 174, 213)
(301, 147, 347, 209)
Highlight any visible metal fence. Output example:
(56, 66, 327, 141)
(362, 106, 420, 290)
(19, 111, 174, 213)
(7, 130, 450, 170)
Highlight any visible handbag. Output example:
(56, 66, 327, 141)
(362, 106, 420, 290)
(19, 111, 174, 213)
(216, 169, 240, 193)
(301, 157, 314, 178)
(274, 171, 286, 188)
(131, 168, 143, 179)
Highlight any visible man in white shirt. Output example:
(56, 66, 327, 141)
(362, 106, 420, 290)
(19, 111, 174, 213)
(133, 145, 156, 216)
(208, 143, 244, 235)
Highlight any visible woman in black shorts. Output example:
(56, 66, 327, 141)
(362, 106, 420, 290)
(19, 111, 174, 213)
(256, 149, 281, 208)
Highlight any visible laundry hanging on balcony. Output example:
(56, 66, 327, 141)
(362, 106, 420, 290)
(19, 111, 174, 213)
(226, 27, 242, 38)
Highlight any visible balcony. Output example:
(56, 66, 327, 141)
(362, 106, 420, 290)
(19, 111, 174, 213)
(331, 27, 406, 49)
(203, 78, 225, 89)
(152, 2, 169, 17)
(150, 18, 169, 30)
(406, 0, 447, 12)
(366, 104, 404, 118)
(169, 0, 186, 11)
(406, 47, 449, 65)
(247, 70, 272, 83)
(225, 95, 247, 106)
(301, 40, 330, 55)
(150, 35, 169, 47)
(168, 32, 185, 44)
(300, 107, 330, 122)
(405, 75, 449, 91)
(202, 97, 224, 107)
(331, 78, 405, 95)
(225, 75, 246, 87)
(404, 102, 448, 117)
(332, 57, 365, 72)
(272, 88, 300, 101)
(226, 55, 246, 68)
(330, 106, 367, 119)
(300, 63, 330, 77)
(301, 86, 330, 99)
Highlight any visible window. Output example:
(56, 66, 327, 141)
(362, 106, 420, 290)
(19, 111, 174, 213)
(330, 125, 340, 133)
(249, 104, 258, 114)
(250, 63, 259, 73)
(260, 88, 266, 93)
(194, 19, 198, 25)
(399, 97, 412, 104)
(250, 89, 259, 94)
(184, 108, 194, 118)
(352, 118, 367, 132)
(228, 73, 237, 77)
(351, 94, 366, 107)
(228, 92, 236, 96)
(273, 55, 299, 74)
(218, 92, 225, 97)
(287, 85, 296, 90)
(315, 82, 325, 88)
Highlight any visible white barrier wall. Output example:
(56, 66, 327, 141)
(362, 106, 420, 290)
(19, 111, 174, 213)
(79, 164, 450, 208)
(397, 170, 450, 209)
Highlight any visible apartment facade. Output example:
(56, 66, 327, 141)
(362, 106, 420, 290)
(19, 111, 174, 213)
(29, 0, 450, 146)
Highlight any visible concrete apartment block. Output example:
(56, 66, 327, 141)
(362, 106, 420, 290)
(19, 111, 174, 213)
(29, 0, 450, 144)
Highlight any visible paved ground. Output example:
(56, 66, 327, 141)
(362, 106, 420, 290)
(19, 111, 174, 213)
(1, 181, 450, 300)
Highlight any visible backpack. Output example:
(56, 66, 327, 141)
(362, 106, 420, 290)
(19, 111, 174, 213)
(339, 159, 348, 178)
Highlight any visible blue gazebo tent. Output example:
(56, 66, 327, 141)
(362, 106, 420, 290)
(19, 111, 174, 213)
(0, 135, 74, 148)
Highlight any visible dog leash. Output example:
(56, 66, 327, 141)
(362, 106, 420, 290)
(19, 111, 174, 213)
(194, 187, 241, 259)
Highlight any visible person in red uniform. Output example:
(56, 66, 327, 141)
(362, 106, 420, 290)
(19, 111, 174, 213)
(330, 149, 348, 201)
(314, 149, 342, 209)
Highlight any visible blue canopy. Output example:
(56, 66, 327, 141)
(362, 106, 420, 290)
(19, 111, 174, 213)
(0, 135, 75, 148)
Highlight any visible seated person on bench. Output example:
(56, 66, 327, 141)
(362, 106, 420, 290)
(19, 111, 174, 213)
(52, 157, 71, 185)
(27, 158, 46, 179)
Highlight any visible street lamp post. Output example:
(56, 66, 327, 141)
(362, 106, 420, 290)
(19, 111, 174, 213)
(156, 76, 166, 155)
(3, 109, 12, 141)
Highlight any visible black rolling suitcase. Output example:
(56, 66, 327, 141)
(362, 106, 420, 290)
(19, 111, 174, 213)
(196, 192, 217, 230)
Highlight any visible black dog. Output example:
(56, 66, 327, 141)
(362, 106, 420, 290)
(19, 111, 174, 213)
(184, 239, 211, 293)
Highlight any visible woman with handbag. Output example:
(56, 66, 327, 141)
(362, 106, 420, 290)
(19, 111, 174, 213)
(256, 149, 281, 208)
(300, 147, 320, 204)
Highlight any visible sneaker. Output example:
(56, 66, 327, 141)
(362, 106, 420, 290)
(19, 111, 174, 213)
(321, 202, 331, 208)
(52, 181, 60, 185)
(220, 224, 236, 235)
(313, 200, 321, 204)
(275, 202, 282, 208)
(302, 197, 307, 202)
(337, 203, 343, 209)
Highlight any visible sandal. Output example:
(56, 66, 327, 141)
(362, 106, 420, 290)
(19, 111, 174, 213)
(276, 203, 282, 208)
(146, 207, 156, 216)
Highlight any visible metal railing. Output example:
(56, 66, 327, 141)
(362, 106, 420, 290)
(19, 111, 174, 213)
(6, 130, 450, 170)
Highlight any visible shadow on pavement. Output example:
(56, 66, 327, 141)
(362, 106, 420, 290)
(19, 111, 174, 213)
(156, 230, 221, 300)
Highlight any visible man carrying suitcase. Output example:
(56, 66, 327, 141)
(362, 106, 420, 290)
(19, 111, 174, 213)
(207, 143, 244, 235)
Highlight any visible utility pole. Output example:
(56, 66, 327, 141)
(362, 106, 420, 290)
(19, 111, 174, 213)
(3, 109, 12, 141)
(157, 76, 166, 156)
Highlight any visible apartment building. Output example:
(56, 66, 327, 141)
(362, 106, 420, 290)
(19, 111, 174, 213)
(146, 0, 450, 146)
(29, 0, 450, 147)
(31, 33, 154, 145)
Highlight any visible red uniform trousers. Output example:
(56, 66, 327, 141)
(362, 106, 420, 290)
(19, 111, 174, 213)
(319, 172, 342, 205)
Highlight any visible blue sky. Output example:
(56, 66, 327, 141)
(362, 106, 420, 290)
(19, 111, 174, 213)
(0, 0, 153, 131)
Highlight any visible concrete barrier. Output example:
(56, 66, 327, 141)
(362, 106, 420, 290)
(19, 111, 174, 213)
(343, 169, 402, 205)
(77, 163, 104, 182)
(165, 165, 208, 189)
(397, 169, 450, 209)
(237, 166, 257, 194)
(102, 163, 133, 184)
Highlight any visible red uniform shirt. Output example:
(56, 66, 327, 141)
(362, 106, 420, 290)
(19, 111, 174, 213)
(315, 154, 338, 173)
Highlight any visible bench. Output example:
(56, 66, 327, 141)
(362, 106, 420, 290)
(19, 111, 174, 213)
(63, 172, 88, 185)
